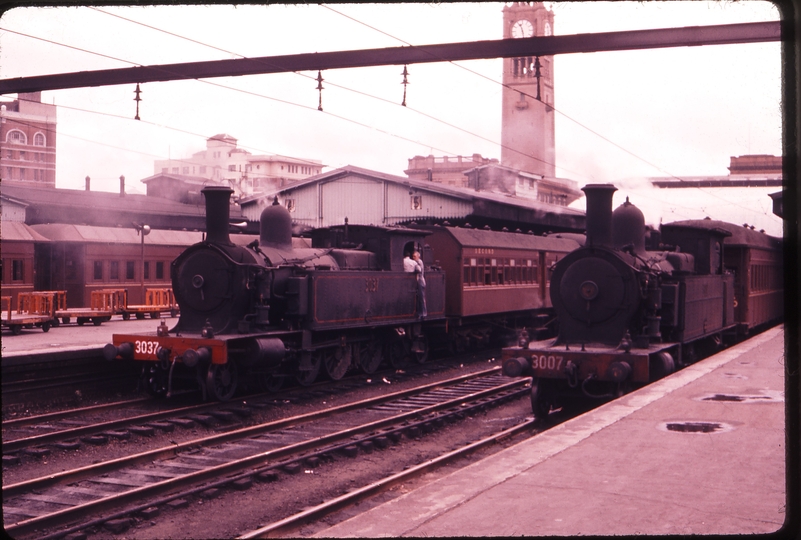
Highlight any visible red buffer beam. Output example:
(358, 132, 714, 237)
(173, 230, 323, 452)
(0, 21, 780, 94)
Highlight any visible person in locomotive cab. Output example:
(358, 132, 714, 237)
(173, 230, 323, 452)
(403, 252, 417, 273)
(412, 251, 427, 318)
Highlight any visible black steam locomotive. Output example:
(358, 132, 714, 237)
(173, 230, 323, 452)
(501, 184, 783, 418)
(105, 186, 580, 401)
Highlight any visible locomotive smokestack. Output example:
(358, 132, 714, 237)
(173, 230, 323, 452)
(202, 186, 234, 245)
(582, 184, 617, 248)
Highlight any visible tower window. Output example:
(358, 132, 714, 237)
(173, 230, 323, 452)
(7, 130, 26, 144)
(34, 133, 45, 146)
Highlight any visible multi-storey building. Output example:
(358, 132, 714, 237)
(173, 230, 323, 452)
(0, 92, 57, 188)
(153, 134, 324, 198)
(404, 154, 499, 187)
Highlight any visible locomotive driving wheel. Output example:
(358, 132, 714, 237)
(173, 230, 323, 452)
(357, 341, 383, 374)
(324, 345, 352, 380)
(530, 378, 554, 422)
(296, 352, 322, 386)
(206, 362, 238, 401)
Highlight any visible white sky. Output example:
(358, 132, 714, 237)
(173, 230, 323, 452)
(0, 2, 784, 235)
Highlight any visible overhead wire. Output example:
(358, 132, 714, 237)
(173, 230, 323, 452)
(319, 4, 774, 218)
(2, 7, 779, 221)
(86, 6, 569, 178)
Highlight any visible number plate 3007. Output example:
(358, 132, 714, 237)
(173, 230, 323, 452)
(529, 354, 564, 373)
(135, 340, 161, 357)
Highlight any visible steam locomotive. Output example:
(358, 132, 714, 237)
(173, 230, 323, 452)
(105, 186, 580, 401)
(501, 184, 783, 418)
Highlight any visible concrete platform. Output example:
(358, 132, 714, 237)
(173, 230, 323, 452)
(317, 326, 789, 537)
(1, 315, 179, 361)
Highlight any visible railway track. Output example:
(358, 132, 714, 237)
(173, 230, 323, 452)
(3, 367, 529, 538)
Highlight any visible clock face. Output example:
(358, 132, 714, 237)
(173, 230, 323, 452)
(511, 19, 534, 39)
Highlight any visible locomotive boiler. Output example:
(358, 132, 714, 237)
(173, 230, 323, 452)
(501, 183, 742, 418)
(106, 186, 443, 400)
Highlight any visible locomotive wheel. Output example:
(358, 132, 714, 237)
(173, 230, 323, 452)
(122, 313, 131, 321)
(324, 345, 352, 380)
(206, 362, 238, 402)
(136, 313, 145, 320)
(62, 317, 70, 324)
(11, 325, 22, 335)
(143, 365, 168, 397)
(296, 352, 322, 386)
(41, 322, 51, 333)
(93, 318, 102, 326)
(387, 339, 411, 369)
(357, 341, 383, 374)
(51, 318, 60, 328)
(77, 318, 86, 326)
(530, 378, 554, 422)
(411, 336, 429, 364)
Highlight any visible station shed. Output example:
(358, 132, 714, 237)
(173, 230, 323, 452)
(239, 165, 585, 234)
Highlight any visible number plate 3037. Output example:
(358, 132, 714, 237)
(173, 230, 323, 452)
(135, 340, 161, 358)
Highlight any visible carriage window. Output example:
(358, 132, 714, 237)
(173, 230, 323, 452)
(110, 261, 119, 280)
(12, 260, 23, 282)
(126, 261, 135, 280)
(93, 261, 103, 280)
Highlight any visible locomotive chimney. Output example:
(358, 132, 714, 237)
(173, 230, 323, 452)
(582, 183, 617, 248)
(119, 175, 125, 197)
(202, 186, 234, 245)
(85, 176, 90, 191)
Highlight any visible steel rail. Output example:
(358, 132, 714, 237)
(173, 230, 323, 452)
(0, 22, 780, 94)
(3, 366, 501, 496)
(4, 371, 525, 535)
(239, 417, 537, 538)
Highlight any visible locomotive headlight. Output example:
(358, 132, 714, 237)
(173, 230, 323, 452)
(579, 280, 599, 300)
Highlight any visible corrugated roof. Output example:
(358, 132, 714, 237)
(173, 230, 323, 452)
(1, 221, 50, 242)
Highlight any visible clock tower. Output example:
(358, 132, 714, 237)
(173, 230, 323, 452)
(501, 2, 555, 177)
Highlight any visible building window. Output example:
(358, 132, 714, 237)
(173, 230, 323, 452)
(156, 261, 164, 280)
(33, 133, 45, 146)
(161, 168, 168, 173)
(199, 166, 206, 174)
(411, 195, 423, 210)
(285, 199, 296, 213)
(110, 261, 119, 280)
(171, 167, 179, 174)
(93, 261, 103, 280)
(7, 130, 26, 144)
(182, 167, 189, 174)
(6, 150, 12, 160)
(19, 151, 26, 161)
(144, 261, 150, 280)
(126, 261, 135, 280)
(12, 260, 24, 281)
(228, 165, 236, 172)
(19, 168, 25, 180)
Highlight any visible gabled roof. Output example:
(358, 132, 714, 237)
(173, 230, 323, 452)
(1, 181, 208, 218)
(30, 224, 204, 245)
(1, 221, 50, 242)
(240, 165, 583, 217)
